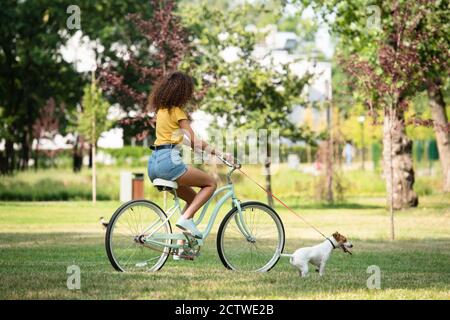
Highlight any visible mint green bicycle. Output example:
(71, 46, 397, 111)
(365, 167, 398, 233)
(105, 156, 285, 272)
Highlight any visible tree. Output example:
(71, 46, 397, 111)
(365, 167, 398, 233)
(296, 0, 449, 196)
(0, 1, 81, 173)
(77, 74, 111, 203)
(32, 98, 61, 170)
(337, 0, 449, 240)
(99, 0, 190, 141)
(0, 0, 149, 174)
(418, 1, 450, 191)
(428, 79, 450, 191)
(181, 3, 312, 206)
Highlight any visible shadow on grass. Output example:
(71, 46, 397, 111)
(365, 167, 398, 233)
(1, 233, 449, 299)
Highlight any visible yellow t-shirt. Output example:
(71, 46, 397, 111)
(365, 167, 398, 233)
(154, 107, 188, 145)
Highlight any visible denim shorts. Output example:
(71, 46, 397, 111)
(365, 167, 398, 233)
(147, 147, 187, 182)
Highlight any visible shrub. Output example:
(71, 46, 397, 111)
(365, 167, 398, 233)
(0, 178, 111, 201)
(100, 146, 150, 166)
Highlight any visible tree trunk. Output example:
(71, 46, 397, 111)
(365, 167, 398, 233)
(92, 142, 97, 204)
(34, 140, 39, 171)
(325, 100, 333, 203)
(88, 144, 93, 169)
(72, 135, 83, 173)
(5, 139, 15, 174)
(306, 144, 311, 163)
(325, 140, 334, 203)
(383, 108, 418, 211)
(427, 79, 450, 192)
(264, 147, 274, 207)
(0, 139, 12, 175)
(20, 132, 30, 170)
(0, 149, 6, 175)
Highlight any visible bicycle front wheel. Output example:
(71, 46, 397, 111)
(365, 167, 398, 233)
(217, 201, 285, 272)
(105, 200, 172, 272)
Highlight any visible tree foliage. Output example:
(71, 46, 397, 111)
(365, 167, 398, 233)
(298, 0, 449, 125)
(181, 3, 313, 140)
(77, 74, 111, 204)
(181, 2, 314, 206)
(0, 0, 149, 174)
(77, 76, 111, 145)
(99, 0, 190, 141)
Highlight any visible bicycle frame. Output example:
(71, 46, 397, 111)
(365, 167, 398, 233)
(141, 167, 253, 250)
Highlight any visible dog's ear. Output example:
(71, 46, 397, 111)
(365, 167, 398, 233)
(333, 231, 345, 243)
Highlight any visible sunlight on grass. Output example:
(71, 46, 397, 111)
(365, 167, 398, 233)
(0, 195, 449, 299)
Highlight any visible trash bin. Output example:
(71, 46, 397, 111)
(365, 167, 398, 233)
(132, 173, 145, 200)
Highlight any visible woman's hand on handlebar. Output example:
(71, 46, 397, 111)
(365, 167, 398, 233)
(222, 152, 234, 164)
(218, 152, 241, 168)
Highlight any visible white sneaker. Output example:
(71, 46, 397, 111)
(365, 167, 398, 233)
(175, 216, 203, 239)
(173, 250, 182, 261)
(173, 240, 185, 260)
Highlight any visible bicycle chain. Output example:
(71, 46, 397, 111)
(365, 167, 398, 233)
(140, 233, 201, 260)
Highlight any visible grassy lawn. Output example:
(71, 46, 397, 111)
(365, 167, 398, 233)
(0, 195, 449, 299)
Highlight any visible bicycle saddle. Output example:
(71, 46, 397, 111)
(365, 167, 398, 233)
(152, 178, 178, 191)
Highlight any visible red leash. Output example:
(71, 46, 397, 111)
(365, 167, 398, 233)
(238, 168, 328, 240)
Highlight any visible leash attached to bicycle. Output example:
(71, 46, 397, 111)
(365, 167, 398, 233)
(216, 155, 328, 240)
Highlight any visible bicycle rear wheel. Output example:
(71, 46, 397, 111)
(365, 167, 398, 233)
(217, 201, 285, 272)
(105, 200, 172, 272)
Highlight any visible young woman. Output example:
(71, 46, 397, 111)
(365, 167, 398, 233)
(147, 71, 234, 239)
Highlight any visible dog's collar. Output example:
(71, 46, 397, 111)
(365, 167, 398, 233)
(327, 237, 337, 249)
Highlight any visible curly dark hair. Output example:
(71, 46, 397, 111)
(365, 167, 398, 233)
(149, 71, 194, 112)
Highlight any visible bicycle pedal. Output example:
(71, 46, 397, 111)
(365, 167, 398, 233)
(179, 252, 195, 261)
(182, 232, 198, 245)
(182, 231, 195, 239)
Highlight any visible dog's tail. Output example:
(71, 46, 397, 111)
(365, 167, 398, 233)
(279, 252, 294, 264)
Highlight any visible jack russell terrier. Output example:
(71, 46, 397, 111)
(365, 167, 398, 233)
(282, 232, 353, 277)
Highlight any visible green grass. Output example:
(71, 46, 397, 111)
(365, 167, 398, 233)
(0, 195, 449, 299)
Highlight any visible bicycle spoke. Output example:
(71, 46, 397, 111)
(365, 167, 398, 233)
(114, 223, 137, 238)
(219, 203, 284, 272)
(124, 212, 138, 236)
(107, 201, 171, 272)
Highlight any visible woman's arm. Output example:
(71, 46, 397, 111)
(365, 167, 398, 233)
(179, 119, 236, 164)
(179, 119, 219, 155)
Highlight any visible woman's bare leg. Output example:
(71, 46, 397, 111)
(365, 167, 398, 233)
(174, 186, 196, 248)
(176, 166, 217, 219)
(176, 185, 196, 214)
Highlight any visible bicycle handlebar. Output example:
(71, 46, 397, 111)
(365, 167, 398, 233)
(216, 154, 241, 169)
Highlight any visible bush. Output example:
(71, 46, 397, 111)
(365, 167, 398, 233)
(33, 149, 73, 169)
(100, 146, 150, 166)
(279, 144, 318, 163)
(0, 178, 111, 201)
